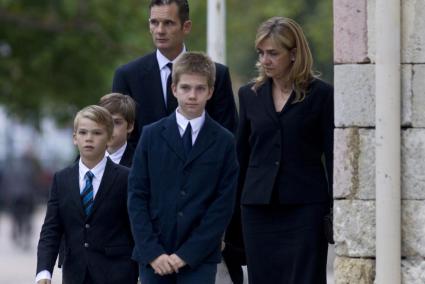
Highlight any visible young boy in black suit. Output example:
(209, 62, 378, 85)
(36, 105, 138, 284)
(127, 52, 239, 284)
(99, 93, 136, 167)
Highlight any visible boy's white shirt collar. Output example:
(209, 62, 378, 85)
(106, 142, 127, 164)
(175, 108, 205, 144)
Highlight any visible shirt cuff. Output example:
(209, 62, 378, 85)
(35, 270, 51, 283)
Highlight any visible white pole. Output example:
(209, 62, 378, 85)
(207, 0, 226, 64)
(375, 0, 401, 283)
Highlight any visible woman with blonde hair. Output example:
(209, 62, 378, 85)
(237, 16, 333, 283)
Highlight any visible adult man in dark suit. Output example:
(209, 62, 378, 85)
(36, 106, 138, 284)
(127, 52, 239, 284)
(112, 0, 237, 148)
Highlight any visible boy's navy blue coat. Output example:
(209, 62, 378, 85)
(37, 158, 138, 284)
(128, 113, 239, 269)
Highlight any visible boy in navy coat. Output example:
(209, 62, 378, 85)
(128, 52, 239, 284)
(36, 105, 138, 284)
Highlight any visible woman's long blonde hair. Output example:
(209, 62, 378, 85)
(253, 17, 314, 102)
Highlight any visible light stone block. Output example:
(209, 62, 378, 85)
(334, 0, 369, 63)
(334, 128, 425, 199)
(402, 129, 425, 199)
(334, 128, 375, 199)
(334, 256, 375, 284)
(402, 259, 425, 284)
(334, 200, 375, 257)
(334, 65, 375, 127)
(334, 200, 425, 258)
(402, 201, 425, 257)
(367, 0, 425, 63)
(335, 64, 425, 127)
(411, 65, 425, 127)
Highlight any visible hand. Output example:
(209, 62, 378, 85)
(169, 254, 186, 273)
(221, 241, 226, 251)
(150, 254, 174, 276)
(37, 280, 51, 284)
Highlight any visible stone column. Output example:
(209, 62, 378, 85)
(333, 0, 425, 283)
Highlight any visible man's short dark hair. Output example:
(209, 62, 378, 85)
(149, 0, 190, 24)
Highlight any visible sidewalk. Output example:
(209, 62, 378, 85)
(0, 207, 334, 283)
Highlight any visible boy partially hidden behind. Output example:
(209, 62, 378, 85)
(127, 52, 239, 284)
(36, 105, 138, 284)
(99, 93, 136, 167)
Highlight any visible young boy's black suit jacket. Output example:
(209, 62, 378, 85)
(112, 52, 238, 147)
(37, 158, 138, 284)
(119, 143, 135, 168)
(128, 113, 239, 270)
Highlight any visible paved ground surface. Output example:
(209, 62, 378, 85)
(0, 207, 334, 283)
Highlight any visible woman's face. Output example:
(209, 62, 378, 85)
(257, 37, 294, 80)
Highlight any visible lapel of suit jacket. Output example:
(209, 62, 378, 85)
(88, 158, 117, 219)
(184, 114, 216, 167)
(161, 114, 186, 162)
(143, 53, 167, 114)
(257, 79, 280, 125)
(119, 144, 134, 168)
(259, 78, 296, 118)
(69, 162, 86, 219)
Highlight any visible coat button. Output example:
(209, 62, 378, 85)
(275, 161, 280, 166)
(85, 224, 90, 229)
(178, 211, 184, 217)
(84, 243, 89, 248)
(180, 191, 186, 196)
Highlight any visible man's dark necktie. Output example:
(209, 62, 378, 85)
(166, 62, 178, 114)
(81, 171, 94, 216)
(183, 122, 192, 156)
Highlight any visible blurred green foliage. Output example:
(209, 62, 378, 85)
(0, 0, 332, 126)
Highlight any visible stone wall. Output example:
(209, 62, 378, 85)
(333, 0, 425, 283)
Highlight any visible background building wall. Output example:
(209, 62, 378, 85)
(333, 0, 425, 282)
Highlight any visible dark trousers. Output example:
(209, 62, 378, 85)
(139, 263, 217, 284)
(83, 269, 94, 284)
(222, 247, 244, 284)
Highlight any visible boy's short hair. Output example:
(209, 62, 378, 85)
(98, 93, 136, 125)
(172, 52, 216, 88)
(73, 105, 114, 139)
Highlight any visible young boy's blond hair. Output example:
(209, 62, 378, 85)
(172, 52, 216, 88)
(98, 93, 136, 126)
(73, 105, 114, 139)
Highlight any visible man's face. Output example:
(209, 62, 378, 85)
(149, 3, 192, 59)
(172, 73, 213, 120)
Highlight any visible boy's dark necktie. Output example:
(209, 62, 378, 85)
(166, 62, 178, 114)
(81, 171, 94, 216)
(183, 122, 192, 156)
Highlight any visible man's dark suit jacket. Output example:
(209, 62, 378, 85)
(237, 78, 334, 205)
(127, 113, 239, 270)
(37, 158, 138, 284)
(112, 52, 238, 147)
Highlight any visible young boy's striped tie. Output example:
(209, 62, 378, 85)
(81, 171, 94, 216)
